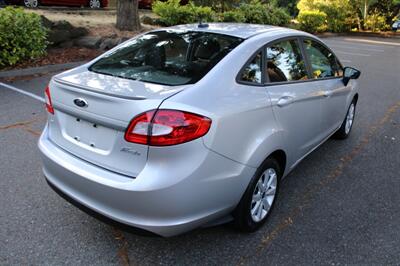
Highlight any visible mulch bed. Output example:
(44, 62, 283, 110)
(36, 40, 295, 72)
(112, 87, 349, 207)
(0, 47, 102, 72)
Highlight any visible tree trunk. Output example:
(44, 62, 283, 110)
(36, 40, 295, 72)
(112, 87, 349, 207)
(363, 0, 368, 20)
(116, 0, 141, 31)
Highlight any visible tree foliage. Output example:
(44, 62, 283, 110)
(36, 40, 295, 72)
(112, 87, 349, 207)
(297, 0, 400, 31)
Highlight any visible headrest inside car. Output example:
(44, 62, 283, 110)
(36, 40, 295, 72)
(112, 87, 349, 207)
(194, 39, 221, 60)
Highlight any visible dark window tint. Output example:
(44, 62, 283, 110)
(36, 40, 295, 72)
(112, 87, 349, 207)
(303, 39, 343, 79)
(240, 52, 262, 84)
(89, 31, 243, 86)
(266, 40, 308, 83)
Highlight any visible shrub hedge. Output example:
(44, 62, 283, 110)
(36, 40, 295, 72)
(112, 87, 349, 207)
(153, 0, 215, 26)
(238, 0, 290, 26)
(153, 0, 290, 26)
(297, 10, 327, 33)
(219, 10, 246, 23)
(0, 7, 48, 67)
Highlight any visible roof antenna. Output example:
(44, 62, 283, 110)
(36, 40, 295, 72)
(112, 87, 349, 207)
(198, 15, 209, 28)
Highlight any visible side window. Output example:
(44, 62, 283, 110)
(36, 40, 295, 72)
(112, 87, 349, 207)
(303, 39, 343, 79)
(240, 52, 262, 84)
(266, 39, 308, 83)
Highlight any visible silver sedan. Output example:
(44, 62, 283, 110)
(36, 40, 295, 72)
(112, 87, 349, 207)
(39, 23, 360, 237)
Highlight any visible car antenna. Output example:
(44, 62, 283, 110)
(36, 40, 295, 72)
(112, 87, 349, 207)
(198, 15, 209, 28)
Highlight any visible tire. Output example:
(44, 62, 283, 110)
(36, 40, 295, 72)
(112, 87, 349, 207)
(234, 157, 281, 232)
(89, 0, 101, 8)
(333, 99, 357, 139)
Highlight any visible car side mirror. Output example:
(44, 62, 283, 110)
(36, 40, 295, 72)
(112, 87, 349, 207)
(343, 67, 361, 86)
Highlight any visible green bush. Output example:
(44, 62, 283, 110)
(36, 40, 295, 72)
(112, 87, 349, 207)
(153, 0, 290, 27)
(319, 3, 349, 32)
(152, 0, 215, 26)
(364, 11, 388, 32)
(297, 0, 353, 32)
(219, 10, 246, 23)
(0, 7, 48, 67)
(297, 10, 327, 33)
(239, 0, 291, 26)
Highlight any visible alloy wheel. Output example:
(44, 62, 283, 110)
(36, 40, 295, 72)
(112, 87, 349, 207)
(24, 0, 38, 7)
(345, 103, 355, 134)
(250, 168, 277, 222)
(89, 0, 101, 8)
(23, 0, 31, 7)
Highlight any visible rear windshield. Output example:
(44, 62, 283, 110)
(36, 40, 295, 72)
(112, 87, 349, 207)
(89, 31, 243, 86)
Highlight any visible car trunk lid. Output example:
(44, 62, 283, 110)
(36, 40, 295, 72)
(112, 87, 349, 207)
(46, 67, 186, 177)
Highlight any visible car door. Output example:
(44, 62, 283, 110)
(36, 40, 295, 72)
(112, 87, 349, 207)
(302, 38, 350, 137)
(264, 38, 325, 166)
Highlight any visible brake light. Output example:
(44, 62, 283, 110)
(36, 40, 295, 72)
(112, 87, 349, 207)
(44, 86, 54, 114)
(125, 110, 212, 146)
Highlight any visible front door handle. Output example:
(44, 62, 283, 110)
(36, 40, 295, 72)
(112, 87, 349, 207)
(323, 90, 333, 97)
(277, 96, 294, 107)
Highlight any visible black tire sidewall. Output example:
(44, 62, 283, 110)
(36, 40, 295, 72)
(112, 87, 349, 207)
(234, 158, 281, 232)
(334, 99, 357, 139)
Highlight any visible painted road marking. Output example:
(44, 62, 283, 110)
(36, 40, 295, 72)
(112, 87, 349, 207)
(328, 44, 384, 52)
(0, 82, 44, 103)
(325, 40, 384, 49)
(335, 50, 371, 57)
(344, 38, 400, 47)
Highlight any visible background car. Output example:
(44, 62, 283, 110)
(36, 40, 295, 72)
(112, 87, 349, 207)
(139, 0, 187, 9)
(5, 0, 108, 8)
(392, 20, 400, 32)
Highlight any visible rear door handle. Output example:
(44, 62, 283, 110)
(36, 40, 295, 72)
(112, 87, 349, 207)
(323, 90, 333, 97)
(277, 96, 294, 107)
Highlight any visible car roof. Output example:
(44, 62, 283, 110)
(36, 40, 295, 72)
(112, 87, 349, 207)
(157, 23, 304, 39)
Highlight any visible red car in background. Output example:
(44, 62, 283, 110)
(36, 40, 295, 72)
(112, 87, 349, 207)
(139, 0, 187, 9)
(4, 0, 108, 8)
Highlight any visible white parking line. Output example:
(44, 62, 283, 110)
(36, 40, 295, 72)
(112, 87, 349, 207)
(344, 38, 400, 47)
(0, 82, 44, 102)
(329, 44, 384, 52)
(325, 40, 383, 49)
(335, 50, 371, 57)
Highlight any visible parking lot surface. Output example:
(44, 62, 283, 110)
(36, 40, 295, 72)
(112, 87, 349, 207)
(1, 36, 399, 265)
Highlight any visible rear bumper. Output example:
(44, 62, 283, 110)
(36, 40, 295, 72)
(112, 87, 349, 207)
(38, 125, 254, 236)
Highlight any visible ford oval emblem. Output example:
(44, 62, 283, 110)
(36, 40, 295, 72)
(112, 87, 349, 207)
(74, 98, 88, 108)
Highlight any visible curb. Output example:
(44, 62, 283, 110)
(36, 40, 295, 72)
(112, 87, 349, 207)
(316, 32, 400, 39)
(0, 61, 86, 78)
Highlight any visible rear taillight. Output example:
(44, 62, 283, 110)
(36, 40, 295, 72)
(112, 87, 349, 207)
(125, 109, 212, 146)
(44, 86, 54, 114)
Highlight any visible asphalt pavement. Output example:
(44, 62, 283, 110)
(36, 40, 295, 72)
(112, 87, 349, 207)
(0, 36, 399, 265)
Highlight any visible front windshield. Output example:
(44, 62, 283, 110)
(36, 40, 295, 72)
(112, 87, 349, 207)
(89, 31, 243, 86)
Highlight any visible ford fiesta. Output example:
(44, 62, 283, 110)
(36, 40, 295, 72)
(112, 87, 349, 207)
(38, 23, 361, 237)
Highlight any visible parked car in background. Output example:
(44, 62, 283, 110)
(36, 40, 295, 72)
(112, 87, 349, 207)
(392, 20, 400, 32)
(5, 0, 108, 8)
(39, 23, 360, 237)
(139, 0, 187, 9)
